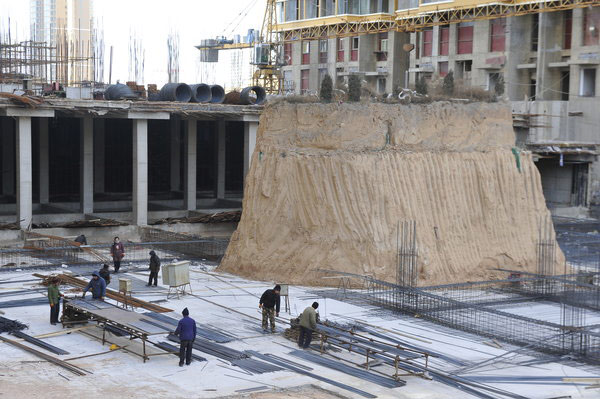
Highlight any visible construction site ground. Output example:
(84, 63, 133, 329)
(1, 261, 599, 398)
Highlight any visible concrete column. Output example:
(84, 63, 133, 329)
(94, 119, 105, 194)
(243, 121, 258, 184)
(217, 120, 226, 199)
(16, 117, 32, 229)
(38, 118, 49, 204)
(2, 118, 15, 196)
(132, 119, 148, 225)
(184, 119, 197, 211)
(80, 117, 94, 214)
(170, 118, 181, 192)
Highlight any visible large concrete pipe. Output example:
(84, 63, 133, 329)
(209, 85, 225, 103)
(190, 83, 212, 103)
(104, 83, 137, 100)
(240, 86, 266, 105)
(159, 83, 192, 102)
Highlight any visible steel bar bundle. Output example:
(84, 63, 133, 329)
(145, 312, 235, 343)
(11, 331, 69, 355)
(0, 336, 87, 376)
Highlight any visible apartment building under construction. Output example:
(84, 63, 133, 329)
(278, 1, 600, 213)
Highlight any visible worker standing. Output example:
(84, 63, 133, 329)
(259, 284, 281, 333)
(174, 307, 196, 367)
(298, 302, 319, 349)
(147, 250, 161, 287)
(98, 264, 111, 286)
(82, 271, 106, 300)
(110, 236, 125, 273)
(47, 278, 63, 325)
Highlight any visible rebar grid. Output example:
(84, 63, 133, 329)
(318, 270, 600, 364)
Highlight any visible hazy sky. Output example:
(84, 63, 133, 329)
(0, 0, 266, 88)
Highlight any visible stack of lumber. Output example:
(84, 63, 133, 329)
(33, 273, 172, 313)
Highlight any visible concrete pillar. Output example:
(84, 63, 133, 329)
(16, 117, 32, 229)
(170, 118, 181, 192)
(38, 118, 49, 204)
(2, 118, 15, 196)
(184, 119, 197, 211)
(132, 119, 148, 225)
(217, 120, 226, 199)
(243, 121, 258, 183)
(80, 117, 94, 214)
(94, 119, 105, 194)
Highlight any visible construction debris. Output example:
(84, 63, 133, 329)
(150, 210, 241, 225)
(0, 316, 28, 333)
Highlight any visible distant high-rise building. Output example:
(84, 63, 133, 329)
(30, 0, 94, 84)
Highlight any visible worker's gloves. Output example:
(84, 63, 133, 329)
(259, 304, 263, 309)
(50, 303, 54, 307)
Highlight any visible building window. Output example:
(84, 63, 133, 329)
(561, 70, 570, 101)
(351, 37, 359, 61)
(376, 32, 388, 61)
(423, 29, 433, 56)
(583, 7, 600, 46)
(337, 37, 345, 62)
(319, 39, 328, 63)
(564, 10, 572, 50)
(531, 14, 539, 51)
(438, 61, 448, 77)
(456, 60, 472, 82)
(457, 23, 474, 54)
(319, 68, 328, 83)
(488, 72, 500, 91)
(377, 78, 386, 94)
(439, 26, 449, 56)
(529, 75, 537, 100)
(580, 68, 596, 97)
(283, 70, 294, 92)
(284, 42, 293, 65)
(302, 41, 310, 64)
(490, 18, 506, 52)
(301, 69, 310, 93)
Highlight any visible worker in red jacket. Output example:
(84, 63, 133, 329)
(110, 236, 125, 273)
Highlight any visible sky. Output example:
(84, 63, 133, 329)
(0, 0, 266, 88)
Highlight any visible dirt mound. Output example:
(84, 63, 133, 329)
(219, 102, 563, 286)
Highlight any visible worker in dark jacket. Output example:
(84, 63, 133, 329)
(98, 264, 111, 286)
(82, 271, 106, 299)
(47, 278, 63, 325)
(259, 284, 281, 333)
(174, 307, 196, 366)
(298, 302, 319, 349)
(110, 236, 125, 273)
(147, 250, 160, 287)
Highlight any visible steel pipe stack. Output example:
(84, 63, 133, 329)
(159, 83, 193, 102)
(104, 83, 137, 100)
(240, 86, 267, 105)
(209, 85, 225, 103)
(190, 83, 212, 103)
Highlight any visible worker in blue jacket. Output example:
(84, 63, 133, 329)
(174, 307, 196, 366)
(82, 271, 106, 300)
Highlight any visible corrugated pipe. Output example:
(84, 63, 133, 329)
(240, 86, 266, 105)
(159, 83, 192, 102)
(209, 85, 225, 103)
(104, 84, 137, 101)
(190, 83, 212, 103)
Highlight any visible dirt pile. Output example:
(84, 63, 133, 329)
(219, 102, 563, 286)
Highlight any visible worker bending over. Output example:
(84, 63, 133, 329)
(298, 302, 319, 349)
(82, 271, 106, 300)
(259, 284, 281, 333)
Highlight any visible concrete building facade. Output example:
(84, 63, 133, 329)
(0, 100, 259, 228)
(278, 3, 600, 213)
